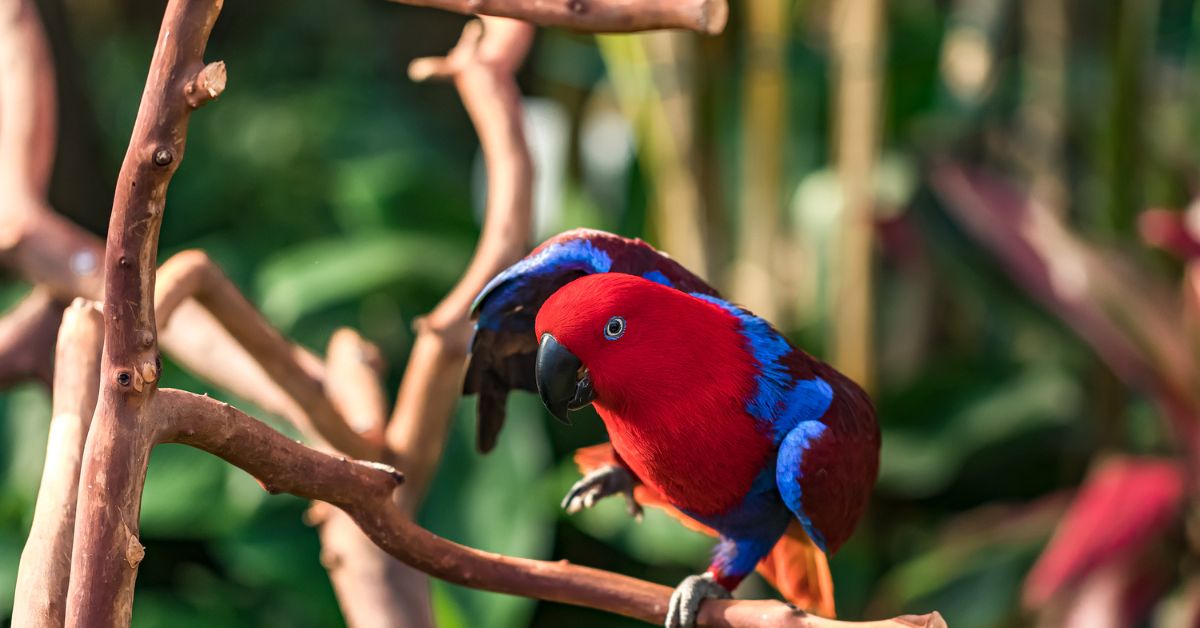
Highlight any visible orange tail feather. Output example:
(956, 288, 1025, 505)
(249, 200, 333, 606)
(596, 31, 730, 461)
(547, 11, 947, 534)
(572, 444, 836, 617)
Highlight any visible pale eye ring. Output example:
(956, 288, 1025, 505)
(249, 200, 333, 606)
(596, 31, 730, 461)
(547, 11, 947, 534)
(604, 316, 626, 340)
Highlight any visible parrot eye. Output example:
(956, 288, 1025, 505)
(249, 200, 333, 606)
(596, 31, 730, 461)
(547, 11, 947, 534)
(603, 316, 626, 340)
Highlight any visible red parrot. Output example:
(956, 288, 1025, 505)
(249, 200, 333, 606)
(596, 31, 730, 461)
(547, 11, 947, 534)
(465, 229, 879, 626)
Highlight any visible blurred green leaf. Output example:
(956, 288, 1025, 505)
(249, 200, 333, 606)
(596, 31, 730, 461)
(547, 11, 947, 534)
(879, 364, 1080, 497)
(255, 232, 469, 329)
(423, 395, 555, 628)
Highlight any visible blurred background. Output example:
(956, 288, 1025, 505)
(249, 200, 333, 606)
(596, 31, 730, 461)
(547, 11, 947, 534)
(5, 0, 1200, 626)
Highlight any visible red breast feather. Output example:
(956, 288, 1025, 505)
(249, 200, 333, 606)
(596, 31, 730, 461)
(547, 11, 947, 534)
(536, 274, 775, 516)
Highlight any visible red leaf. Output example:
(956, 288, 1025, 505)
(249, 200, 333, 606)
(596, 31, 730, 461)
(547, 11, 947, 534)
(1024, 457, 1184, 608)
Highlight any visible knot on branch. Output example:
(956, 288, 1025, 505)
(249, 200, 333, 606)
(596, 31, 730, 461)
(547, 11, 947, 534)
(355, 460, 406, 486)
(184, 61, 226, 109)
(124, 533, 145, 568)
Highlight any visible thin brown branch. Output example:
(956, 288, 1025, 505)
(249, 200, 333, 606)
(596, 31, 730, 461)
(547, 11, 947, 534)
(392, 0, 727, 34)
(0, 0, 56, 198)
(0, 288, 66, 387)
(0, 199, 106, 302)
(325, 328, 388, 451)
(67, 0, 224, 623)
(389, 15, 534, 511)
(12, 299, 103, 628)
(157, 389, 945, 628)
(154, 250, 374, 458)
(314, 329, 433, 628)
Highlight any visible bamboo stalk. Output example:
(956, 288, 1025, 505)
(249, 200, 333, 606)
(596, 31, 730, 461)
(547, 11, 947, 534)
(830, 0, 885, 391)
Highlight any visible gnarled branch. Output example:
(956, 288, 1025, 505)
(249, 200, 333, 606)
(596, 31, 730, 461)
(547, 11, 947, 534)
(66, 0, 225, 623)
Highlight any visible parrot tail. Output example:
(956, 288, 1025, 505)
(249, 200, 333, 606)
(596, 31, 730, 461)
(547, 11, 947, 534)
(572, 444, 837, 617)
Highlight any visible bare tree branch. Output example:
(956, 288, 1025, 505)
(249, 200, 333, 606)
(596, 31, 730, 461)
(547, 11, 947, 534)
(391, 0, 727, 35)
(2, 0, 941, 624)
(157, 389, 946, 628)
(314, 328, 434, 628)
(11, 299, 102, 628)
(389, 15, 534, 511)
(66, 0, 225, 623)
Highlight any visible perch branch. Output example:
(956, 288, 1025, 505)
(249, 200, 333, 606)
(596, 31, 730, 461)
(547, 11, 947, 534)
(390, 15, 534, 510)
(391, 0, 727, 34)
(157, 389, 945, 628)
(11, 299, 103, 628)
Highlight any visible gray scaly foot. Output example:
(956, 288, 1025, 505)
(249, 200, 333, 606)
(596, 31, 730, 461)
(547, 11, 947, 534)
(561, 465, 642, 520)
(665, 572, 731, 628)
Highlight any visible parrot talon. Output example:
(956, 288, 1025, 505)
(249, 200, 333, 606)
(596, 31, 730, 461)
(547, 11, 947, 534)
(561, 465, 640, 518)
(665, 573, 731, 628)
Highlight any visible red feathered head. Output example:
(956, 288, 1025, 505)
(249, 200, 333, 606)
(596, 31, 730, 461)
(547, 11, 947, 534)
(532, 273, 753, 422)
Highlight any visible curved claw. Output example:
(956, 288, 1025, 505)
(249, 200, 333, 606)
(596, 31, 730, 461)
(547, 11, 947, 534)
(561, 465, 642, 520)
(666, 573, 731, 628)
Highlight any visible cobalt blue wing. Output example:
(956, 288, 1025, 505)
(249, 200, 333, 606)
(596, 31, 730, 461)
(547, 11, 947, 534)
(465, 228, 718, 452)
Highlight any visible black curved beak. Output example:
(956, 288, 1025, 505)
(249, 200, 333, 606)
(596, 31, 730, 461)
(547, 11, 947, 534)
(535, 333, 595, 424)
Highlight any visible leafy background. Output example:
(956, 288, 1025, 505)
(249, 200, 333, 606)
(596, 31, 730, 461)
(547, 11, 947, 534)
(2, 0, 1194, 626)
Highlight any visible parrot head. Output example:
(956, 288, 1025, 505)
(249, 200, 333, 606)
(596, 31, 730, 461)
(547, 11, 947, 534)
(533, 273, 753, 423)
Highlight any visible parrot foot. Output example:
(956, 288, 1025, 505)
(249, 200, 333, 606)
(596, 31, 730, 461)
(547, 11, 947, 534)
(665, 573, 731, 628)
(561, 465, 642, 520)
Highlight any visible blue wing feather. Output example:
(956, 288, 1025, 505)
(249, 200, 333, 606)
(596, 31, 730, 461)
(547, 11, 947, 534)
(777, 421, 831, 552)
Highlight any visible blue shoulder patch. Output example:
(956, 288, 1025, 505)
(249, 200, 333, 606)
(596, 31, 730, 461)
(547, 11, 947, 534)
(472, 239, 613, 329)
(690, 294, 833, 441)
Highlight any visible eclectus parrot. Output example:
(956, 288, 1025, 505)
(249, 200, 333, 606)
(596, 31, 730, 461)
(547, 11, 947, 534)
(465, 229, 880, 627)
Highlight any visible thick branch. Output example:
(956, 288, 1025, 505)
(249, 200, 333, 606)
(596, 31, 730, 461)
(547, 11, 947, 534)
(389, 16, 534, 510)
(0, 288, 66, 387)
(11, 299, 102, 628)
(68, 0, 225, 624)
(157, 389, 944, 628)
(392, 0, 727, 34)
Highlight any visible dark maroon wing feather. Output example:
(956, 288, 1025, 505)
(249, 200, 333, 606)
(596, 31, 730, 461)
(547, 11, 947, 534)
(793, 358, 879, 554)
